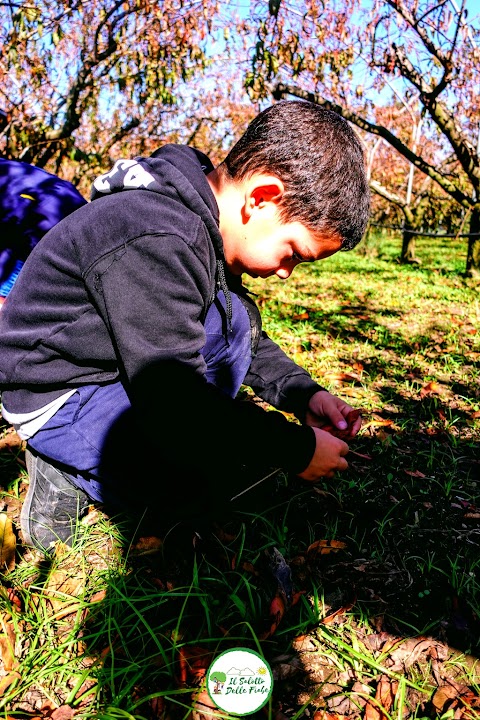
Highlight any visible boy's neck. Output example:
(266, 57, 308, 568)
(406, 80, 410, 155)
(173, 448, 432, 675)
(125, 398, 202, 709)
(206, 168, 243, 256)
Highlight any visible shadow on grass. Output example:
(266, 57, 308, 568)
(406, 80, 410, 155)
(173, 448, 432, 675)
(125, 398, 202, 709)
(77, 382, 480, 711)
(74, 422, 480, 718)
(0, 340, 479, 719)
(265, 297, 477, 361)
(0, 410, 479, 717)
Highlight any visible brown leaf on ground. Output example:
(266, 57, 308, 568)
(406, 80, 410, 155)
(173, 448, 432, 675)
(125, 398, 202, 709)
(260, 593, 286, 640)
(387, 638, 448, 672)
(323, 372, 362, 383)
(366, 676, 398, 720)
(432, 684, 460, 712)
(350, 450, 372, 460)
(0, 514, 16, 573)
(364, 632, 395, 652)
(0, 671, 21, 697)
(460, 691, 480, 719)
(293, 312, 309, 321)
(321, 600, 356, 626)
(177, 646, 213, 686)
(0, 586, 22, 612)
(351, 681, 372, 708)
(313, 713, 349, 720)
(149, 695, 169, 719)
(43, 569, 84, 601)
(80, 506, 102, 527)
(362, 417, 395, 435)
(307, 539, 347, 557)
(240, 561, 259, 575)
(50, 706, 75, 720)
(420, 381, 441, 399)
(273, 661, 303, 680)
(0, 617, 17, 671)
(0, 430, 23, 451)
(403, 469, 427, 478)
(132, 536, 163, 554)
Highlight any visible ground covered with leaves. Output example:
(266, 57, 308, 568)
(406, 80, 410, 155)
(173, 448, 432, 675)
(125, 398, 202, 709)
(0, 233, 478, 720)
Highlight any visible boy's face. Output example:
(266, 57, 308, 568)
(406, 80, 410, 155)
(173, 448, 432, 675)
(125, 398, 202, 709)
(224, 207, 342, 279)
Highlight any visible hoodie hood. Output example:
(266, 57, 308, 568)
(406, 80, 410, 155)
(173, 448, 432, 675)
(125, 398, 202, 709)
(91, 144, 233, 324)
(91, 144, 224, 260)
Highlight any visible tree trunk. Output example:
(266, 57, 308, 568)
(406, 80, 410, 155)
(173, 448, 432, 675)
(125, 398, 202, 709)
(466, 206, 480, 278)
(400, 225, 421, 264)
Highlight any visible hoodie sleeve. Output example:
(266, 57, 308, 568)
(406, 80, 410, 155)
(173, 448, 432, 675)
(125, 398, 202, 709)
(85, 229, 316, 477)
(244, 331, 325, 421)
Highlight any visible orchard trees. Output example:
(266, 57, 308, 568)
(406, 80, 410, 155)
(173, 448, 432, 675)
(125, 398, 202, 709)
(245, 0, 480, 275)
(0, 0, 221, 177)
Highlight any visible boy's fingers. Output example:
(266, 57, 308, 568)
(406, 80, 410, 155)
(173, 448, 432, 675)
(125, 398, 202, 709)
(327, 408, 348, 429)
(350, 417, 362, 436)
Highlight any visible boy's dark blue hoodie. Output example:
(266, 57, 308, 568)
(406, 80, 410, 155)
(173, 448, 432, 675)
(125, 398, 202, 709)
(0, 145, 321, 476)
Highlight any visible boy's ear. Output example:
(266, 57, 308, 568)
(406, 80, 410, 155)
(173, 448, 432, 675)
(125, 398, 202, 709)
(243, 175, 285, 218)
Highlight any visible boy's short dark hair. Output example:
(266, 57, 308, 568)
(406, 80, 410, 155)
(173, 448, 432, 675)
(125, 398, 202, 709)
(220, 100, 370, 250)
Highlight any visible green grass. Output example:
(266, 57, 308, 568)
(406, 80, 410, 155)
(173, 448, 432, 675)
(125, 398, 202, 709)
(0, 230, 479, 719)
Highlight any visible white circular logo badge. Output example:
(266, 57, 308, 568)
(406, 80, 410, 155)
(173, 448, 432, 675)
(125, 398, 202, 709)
(206, 647, 274, 716)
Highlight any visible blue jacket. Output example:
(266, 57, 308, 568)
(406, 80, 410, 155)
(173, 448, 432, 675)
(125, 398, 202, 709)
(0, 159, 86, 296)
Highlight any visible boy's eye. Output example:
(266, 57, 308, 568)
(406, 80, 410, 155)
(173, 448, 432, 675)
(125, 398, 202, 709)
(292, 251, 303, 262)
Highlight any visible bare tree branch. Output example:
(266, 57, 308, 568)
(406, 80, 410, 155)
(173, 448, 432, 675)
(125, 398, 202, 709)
(274, 82, 475, 208)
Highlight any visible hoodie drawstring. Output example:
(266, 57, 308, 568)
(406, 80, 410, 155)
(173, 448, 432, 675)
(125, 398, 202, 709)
(216, 258, 233, 333)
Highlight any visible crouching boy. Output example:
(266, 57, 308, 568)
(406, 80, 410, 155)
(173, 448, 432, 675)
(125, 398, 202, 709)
(0, 101, 370, 553)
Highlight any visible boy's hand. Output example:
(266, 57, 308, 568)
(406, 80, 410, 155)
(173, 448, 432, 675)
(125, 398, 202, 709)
(298, 427, 349, 481)
(305, 390, 362, 439)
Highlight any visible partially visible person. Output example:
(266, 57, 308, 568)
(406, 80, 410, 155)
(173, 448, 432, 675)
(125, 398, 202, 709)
(0, 159, 87, 304)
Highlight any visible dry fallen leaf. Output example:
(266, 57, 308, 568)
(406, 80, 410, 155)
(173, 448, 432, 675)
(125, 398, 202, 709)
(420, 381, 441, 399)
(362, 416, 395, 433)
(350, 450, 372, 460)
(403, 469, 427, 478)
(88, 590, 107, 603)
(260, 593, 286, 640)
(322, 598, 356, 625)
(387, 638, 447, 672)
(0, 430, 23, 452)
(323, 372, 362, 384)
(50, 706, 75, 720)
(131, 536, 163, 554)
(365, 676, 397, 720)
(0, 514, 16, 573)
(307, 539, 347, 556)
(0, 671, 21, 697)
(292, 312, 309, 321)
(432, 684, 459, 713)
(177, 645, 212, 685)
(0, 617, 17, 671)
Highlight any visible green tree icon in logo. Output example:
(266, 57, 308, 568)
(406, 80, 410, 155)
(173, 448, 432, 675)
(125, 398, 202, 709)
(210, 671, 227, 693)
